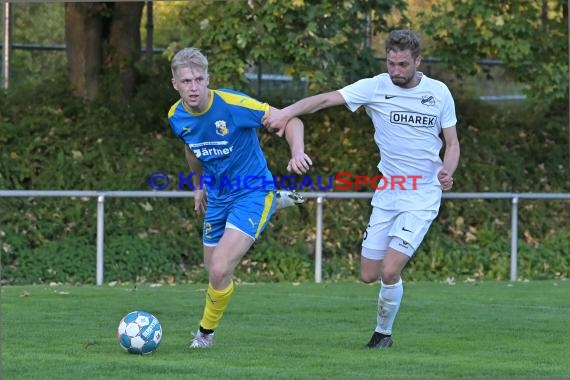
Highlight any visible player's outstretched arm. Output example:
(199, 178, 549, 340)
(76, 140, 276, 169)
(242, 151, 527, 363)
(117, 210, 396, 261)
(184, 145, 207, 214)
(263, 91, 345, 134)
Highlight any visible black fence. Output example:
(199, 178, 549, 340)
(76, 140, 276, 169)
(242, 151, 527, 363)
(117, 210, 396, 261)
(1, 42, 526, 102)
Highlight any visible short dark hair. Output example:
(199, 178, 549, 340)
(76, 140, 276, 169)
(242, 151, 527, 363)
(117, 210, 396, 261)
(385, 30, 421, 59)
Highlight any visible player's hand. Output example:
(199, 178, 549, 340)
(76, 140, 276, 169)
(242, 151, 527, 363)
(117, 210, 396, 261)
(193, 189, 207, 215)
(263, 109, 290, 136)
(287, 151, 312, 175)
(438, 169, 454, 191)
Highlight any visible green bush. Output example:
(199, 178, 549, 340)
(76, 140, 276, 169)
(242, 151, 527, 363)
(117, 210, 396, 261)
(1, 70, 568, 284)
(2, 237, 95, 284)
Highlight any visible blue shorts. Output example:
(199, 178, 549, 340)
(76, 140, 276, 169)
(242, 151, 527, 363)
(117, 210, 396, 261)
(202, 190, 276, 246)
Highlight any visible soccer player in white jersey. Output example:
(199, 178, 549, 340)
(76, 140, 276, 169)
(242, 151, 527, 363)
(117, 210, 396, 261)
(263, 29, 460, 349)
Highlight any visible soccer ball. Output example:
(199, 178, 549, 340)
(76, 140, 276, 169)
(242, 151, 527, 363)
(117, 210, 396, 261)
(117, 310, 162, 355)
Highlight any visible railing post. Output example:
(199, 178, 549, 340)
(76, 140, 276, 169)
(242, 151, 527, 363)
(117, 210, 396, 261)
(96, 194, 106, 285)
(510, 195, 519, 282)
(315, 196, 324, 283)
(145, 0, 153, 62)
(2, 1, 13, 90)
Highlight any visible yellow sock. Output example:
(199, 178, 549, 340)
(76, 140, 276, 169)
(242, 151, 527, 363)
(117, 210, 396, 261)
(200, 282, 235, 331)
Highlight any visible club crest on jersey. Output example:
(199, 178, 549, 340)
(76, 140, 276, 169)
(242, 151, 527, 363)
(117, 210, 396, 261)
(421, 95, 436, 106)
(215, 120, 229, 136)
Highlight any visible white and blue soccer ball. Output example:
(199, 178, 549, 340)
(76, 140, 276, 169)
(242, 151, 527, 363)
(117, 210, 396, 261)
(117, 310, 162, 355)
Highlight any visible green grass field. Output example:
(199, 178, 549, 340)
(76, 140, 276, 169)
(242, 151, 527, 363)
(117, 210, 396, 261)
(1, 281, 569, 379)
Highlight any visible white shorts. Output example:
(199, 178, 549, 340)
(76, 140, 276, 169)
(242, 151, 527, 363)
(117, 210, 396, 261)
(361, 208, 437, 260)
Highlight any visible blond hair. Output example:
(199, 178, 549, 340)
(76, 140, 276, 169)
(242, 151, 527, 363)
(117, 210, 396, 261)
(171, 48, 208, 76)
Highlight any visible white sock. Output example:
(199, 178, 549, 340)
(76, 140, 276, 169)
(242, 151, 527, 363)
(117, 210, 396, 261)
(375, 278, 403, 335)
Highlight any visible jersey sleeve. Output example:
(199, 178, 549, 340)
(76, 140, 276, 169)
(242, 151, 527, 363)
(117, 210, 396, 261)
(338, 77, 378, 112)
(215, 89, 269, 129)
(439, 85, 457, 129)
(167, 99, 185, 139)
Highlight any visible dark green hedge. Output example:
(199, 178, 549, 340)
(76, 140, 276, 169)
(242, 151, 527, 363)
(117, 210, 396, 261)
(1, 69, 568, 284)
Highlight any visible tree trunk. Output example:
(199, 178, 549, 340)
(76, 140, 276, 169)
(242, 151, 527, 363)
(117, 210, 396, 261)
(107, 2, 144, 101)
(65, 2, 144, 102)
(65, 3, 104, 101)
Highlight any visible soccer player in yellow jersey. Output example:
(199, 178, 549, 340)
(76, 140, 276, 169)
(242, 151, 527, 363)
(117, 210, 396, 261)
(168, 48, 312, 348)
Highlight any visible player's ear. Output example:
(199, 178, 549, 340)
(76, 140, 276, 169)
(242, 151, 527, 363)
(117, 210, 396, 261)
(415, 55, 422, 68)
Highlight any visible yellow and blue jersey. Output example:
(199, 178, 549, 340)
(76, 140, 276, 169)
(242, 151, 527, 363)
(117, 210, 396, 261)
(168, 89, 276, 201)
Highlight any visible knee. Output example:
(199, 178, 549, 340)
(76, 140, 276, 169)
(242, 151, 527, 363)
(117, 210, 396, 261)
(208, 263, 231, 288)
(360, 272, 378, 284)
(379, 269, 401, 285)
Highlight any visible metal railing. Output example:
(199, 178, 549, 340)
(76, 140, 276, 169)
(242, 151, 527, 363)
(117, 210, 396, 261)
(1, 190, 569, 284)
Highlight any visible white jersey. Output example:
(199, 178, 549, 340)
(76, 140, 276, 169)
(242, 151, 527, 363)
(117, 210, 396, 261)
(338, 72, 457, 212)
